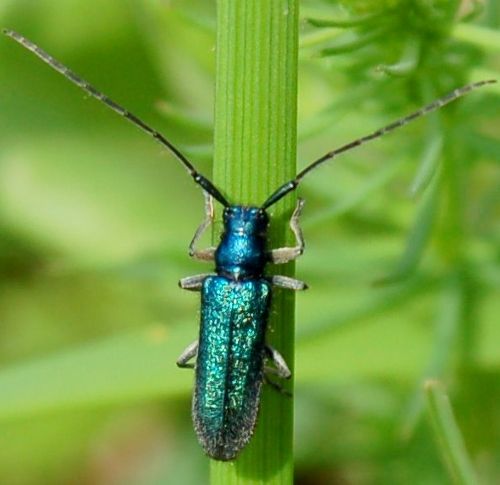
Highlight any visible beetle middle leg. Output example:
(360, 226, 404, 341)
(189, 191, 216, 261)
(177, 340, 198, 369)
(270, 274, 307, 291)
(269, 198, 305, 264)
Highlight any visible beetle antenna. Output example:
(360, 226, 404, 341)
(3, 29, 230, 207)
(262, 79, 497, 209)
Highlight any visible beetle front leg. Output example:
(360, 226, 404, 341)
(177, 340, 198, 369)
(179, 273, 211, 291)
(269, 198, 305, 264)
(189, 191, 216, 261)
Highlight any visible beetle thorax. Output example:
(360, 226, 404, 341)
(215, 206, 269, 280)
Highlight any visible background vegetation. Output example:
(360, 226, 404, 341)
(0, 0, 498, 483)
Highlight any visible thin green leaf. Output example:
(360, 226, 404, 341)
(400, 273, 462, 439)
(297, 83, 374, 141)
(410, 133, 443, 197)
(307, 10, 389, 28)
(454, 23, 500, 53)
(297, 276, 427, 342)
(378, 37, 421, 77)
(304, 157, 404, 229)
(375, 171, 440, 285)
(424, 380, 479, 485)
(465, 132, 500, 161)
(0, 324, 191, 421)
(319, 28, 388, 56)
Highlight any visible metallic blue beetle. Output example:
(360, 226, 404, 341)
(5, 28, 495, 461)
(177, 201, 306, 460)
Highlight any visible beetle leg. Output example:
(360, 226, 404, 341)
(177, 340, 198, 369)
(264, 344, 293, 396)
(189, 191, 216, 261)
(271, 275, 308, 291)
(263, 375, 292, 397)
(179, 273, 211, 291)
(269, 198, 305, 264)
(265, 344, 292, 379)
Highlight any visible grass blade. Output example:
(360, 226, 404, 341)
(211, 0, 299, 482)
(424, 379, 479, 485)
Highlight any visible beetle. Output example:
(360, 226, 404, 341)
(4, 28, 495, 461)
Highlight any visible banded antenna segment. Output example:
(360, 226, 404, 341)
(3, 28, 230, 207)
(262, 79, 497, 209)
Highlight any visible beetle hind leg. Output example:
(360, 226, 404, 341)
(265, 344, 291, 379)
(177, 340, 198, 369)
(264, 375, 292, 397)
(264, 345, 293, 395)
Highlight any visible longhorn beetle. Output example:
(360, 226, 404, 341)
(3, 29, 496, 461)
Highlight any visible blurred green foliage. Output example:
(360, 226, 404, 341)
(0, 0, 498, 483)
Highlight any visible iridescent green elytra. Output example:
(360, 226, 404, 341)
(4, 28, 495, 461)
(195, 277, 271, 460)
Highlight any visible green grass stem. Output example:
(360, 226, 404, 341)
(424, 380, 479, 485)
(211, 0, 299, 483)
